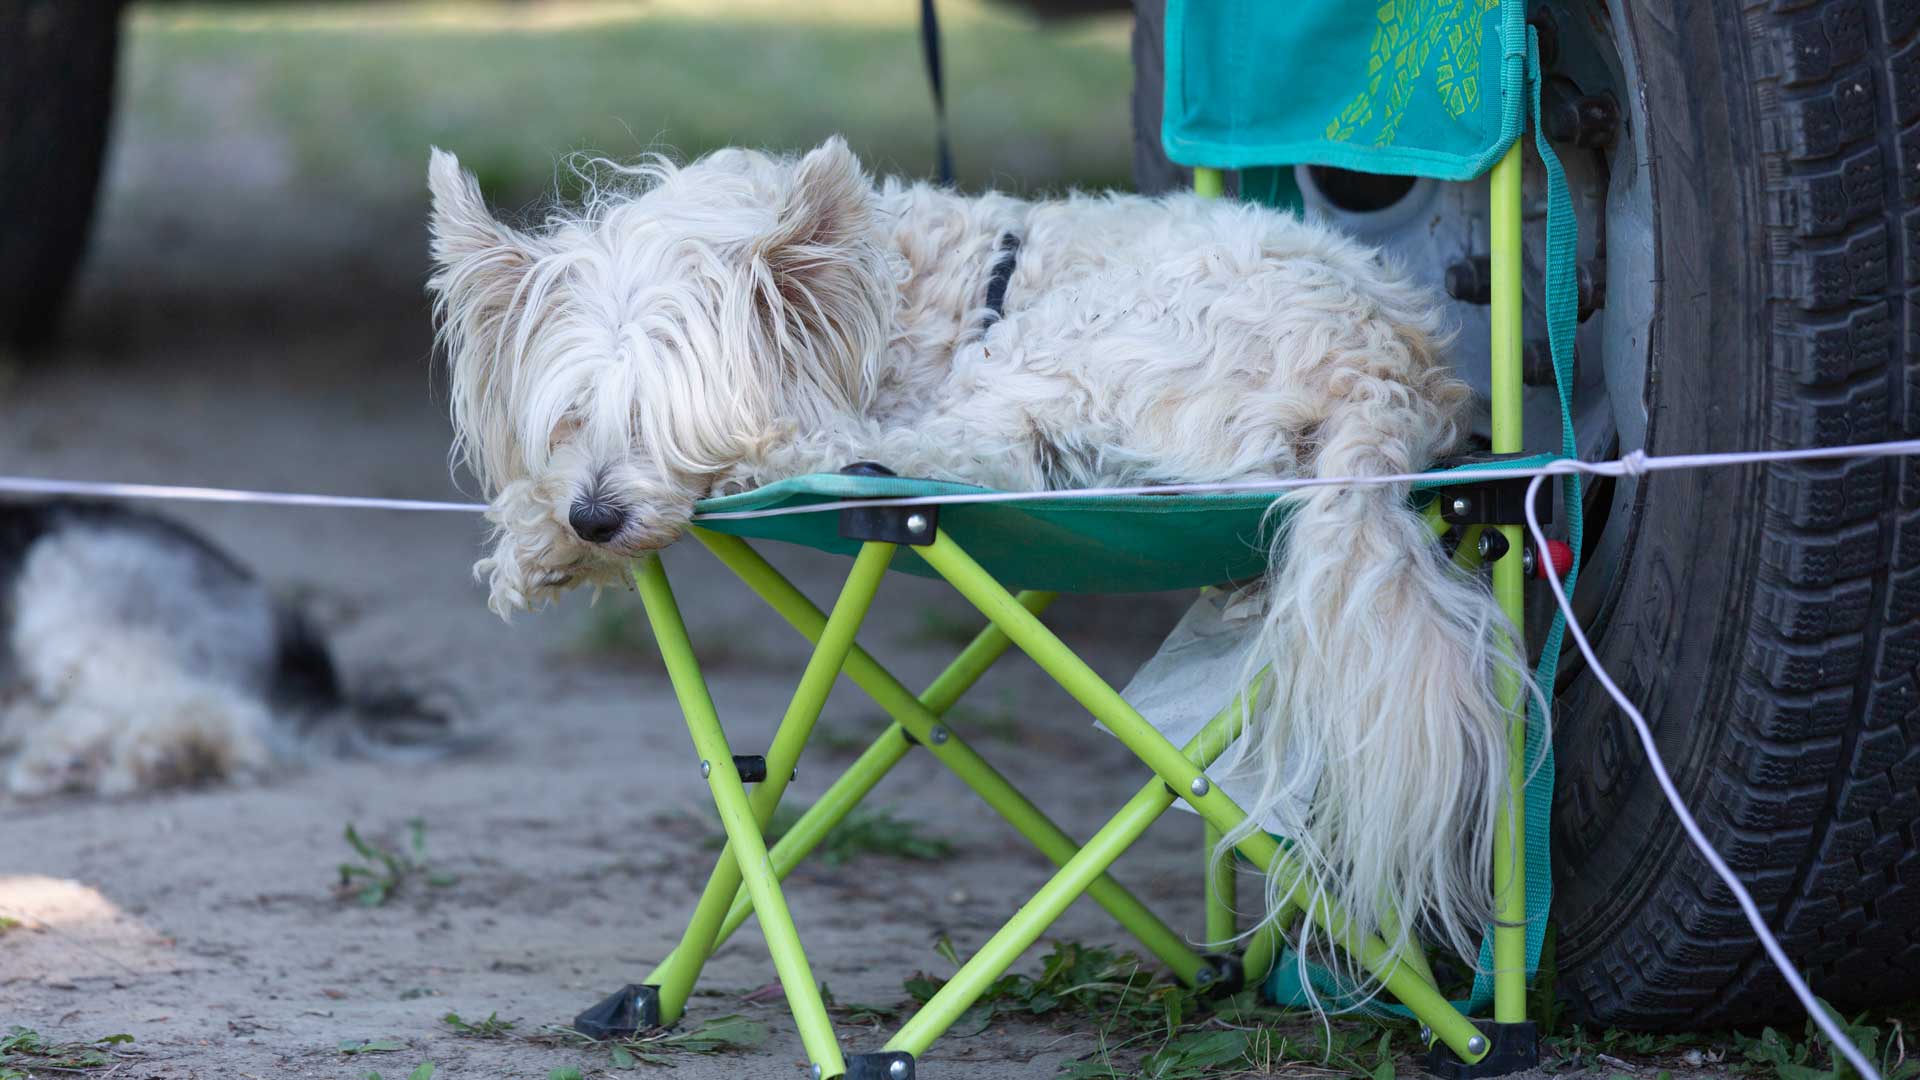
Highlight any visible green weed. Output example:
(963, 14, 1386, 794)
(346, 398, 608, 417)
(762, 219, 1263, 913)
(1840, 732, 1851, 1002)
(337, 819, 458, 906)
(0, 1029, 136, 1077)
(442, 1011, 515, 1039)
(1734, 1001, 1919, 1080)
(906, 940, 1410, 1079)
(530, 1013, 768, 1070)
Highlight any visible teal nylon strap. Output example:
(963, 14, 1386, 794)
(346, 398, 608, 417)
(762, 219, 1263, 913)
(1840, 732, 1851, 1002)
(1266, 24, 1580, 1017)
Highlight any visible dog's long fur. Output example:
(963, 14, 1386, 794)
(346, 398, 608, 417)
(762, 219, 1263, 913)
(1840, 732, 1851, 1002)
(427, 138, 1525, 985)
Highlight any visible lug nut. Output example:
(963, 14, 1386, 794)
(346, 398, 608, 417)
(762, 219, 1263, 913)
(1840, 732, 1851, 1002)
(1526, 8, 1559, 69)
(1544, 89, 1620, 150)
(1444, 256, 1493, 305)
(1577, 260, 1607, 321)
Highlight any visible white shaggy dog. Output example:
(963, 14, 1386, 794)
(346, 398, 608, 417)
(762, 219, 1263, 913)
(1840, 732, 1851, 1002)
(0, 501, 454, 797)
(427, 138, 1524, 983)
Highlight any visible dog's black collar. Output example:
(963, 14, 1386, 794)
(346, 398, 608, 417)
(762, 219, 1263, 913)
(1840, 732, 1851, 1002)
(981, 231, 1021, 327)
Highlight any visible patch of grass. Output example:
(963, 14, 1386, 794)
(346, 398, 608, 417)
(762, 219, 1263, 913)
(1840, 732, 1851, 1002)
(0, 1029, 137, 1078)
(904, 940, 1412, 1079)
(527, 1014, 768, 1070)
(0, 916, 21, 936)
(442, 1011, 515, 1039)
(699, 802, 956, 865)
(1733, 1003, 1919, 1080)
(336, 819, 458, 906)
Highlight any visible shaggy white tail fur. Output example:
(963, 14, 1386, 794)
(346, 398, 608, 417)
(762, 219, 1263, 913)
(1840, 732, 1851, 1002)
(427, 136, 1525, 999)
(1227, 479, 1524, 990)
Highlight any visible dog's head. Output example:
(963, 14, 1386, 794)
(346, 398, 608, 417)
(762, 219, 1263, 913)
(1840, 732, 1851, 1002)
(426, 138, 890, 614)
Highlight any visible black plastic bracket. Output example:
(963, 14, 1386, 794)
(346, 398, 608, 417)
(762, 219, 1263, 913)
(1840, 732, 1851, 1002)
(846, 1050, 915, 1079)
(1198, 952, 1245, 996)
(837, 462, 938, 547)
(1436, 453, 1554, 527)
(1423, 1020, 1539, 1079)
(572, 983, 660, 1040)
(732, 754, 768, 783)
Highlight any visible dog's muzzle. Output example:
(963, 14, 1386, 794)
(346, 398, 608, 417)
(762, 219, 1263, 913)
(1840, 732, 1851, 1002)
(568, 498, 627, 544)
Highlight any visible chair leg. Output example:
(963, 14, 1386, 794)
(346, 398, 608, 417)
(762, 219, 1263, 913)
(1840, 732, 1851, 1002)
(1488, 137, 1533, 1035)
(914, 528, 1494, 1065)
(629, 552, 851, 1078)
(887, 772, 1185, 1055)
(692, 529, 1211, 985)
(1204, 818, 1237, 946)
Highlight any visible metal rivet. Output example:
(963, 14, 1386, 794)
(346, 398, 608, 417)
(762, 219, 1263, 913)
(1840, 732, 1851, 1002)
(1522, 547, 1537, 576)
(810, 1065, 823, 1080)
(930, 726, 949, 745)
(889, 1060, 910, 1080)
(1189, 776, 1211, 797)
(699, 760, 710, 778)
(1466, 1035, 1489, 1056)
(791, 768, 799, 782)
(1476, 532, 1495, 558)
(1419, 1025, 1433, 1045)
(1450, 496, 1473, 517)
(906, 513, 929, 534)
(1193, 966, 1216, 986)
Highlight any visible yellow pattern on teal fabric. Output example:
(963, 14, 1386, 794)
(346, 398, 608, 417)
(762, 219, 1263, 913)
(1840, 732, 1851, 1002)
(1326, 0, 1496, 147)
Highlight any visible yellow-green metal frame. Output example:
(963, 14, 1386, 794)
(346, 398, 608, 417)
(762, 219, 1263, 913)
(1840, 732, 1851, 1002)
(1489, 140, 1530, 1026)
(608, 149, 1533, 1077)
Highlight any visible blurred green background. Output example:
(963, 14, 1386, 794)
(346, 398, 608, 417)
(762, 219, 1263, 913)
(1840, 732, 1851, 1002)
(122, 0, 1136, 209)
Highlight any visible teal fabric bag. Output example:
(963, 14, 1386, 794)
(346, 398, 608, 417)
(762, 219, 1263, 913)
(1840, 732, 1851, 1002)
(1162, 0, 1526, 180)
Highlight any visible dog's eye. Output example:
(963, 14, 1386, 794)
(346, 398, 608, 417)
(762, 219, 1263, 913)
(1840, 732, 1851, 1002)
(549, 416, 582, 452)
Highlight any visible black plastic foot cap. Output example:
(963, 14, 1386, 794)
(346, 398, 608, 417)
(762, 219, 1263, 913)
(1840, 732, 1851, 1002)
(572, 983, 661, 1041)
(846, 1050, 915, 1079)
(1198, 952, 1245, 996)
(1423, 1020, 1538, 1079)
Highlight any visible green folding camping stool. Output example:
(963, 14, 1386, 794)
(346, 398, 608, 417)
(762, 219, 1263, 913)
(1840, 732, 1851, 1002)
(571, 2, 1584, 1076)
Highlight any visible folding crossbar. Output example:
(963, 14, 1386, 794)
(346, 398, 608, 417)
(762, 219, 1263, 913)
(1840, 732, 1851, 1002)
(578, 143, 1537, 1079)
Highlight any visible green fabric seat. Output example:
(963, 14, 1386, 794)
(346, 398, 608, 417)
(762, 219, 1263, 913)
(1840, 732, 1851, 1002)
(691, 456, 1551, 595)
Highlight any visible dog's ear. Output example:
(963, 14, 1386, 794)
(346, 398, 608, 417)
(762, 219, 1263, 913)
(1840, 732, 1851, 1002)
(765, 136, 872, 258)
(748, 137, 884, 389)
(428, 147, 537, 273)
(428, 148, 544, 491)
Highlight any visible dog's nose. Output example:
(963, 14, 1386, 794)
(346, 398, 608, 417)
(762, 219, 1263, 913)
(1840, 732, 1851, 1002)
(568, 499, 627, 544)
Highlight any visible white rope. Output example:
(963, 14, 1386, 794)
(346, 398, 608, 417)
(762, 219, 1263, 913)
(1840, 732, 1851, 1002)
(1523, 476, 1883, 1080)
(0, 441, 1911, 1076)
(2, 439, 1912, 517)
(690, 438, 1920, 520)
(0, 476, 487, 513)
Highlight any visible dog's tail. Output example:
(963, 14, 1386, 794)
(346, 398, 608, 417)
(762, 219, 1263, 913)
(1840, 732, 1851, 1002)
(1224, 403, 1527, 1002)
